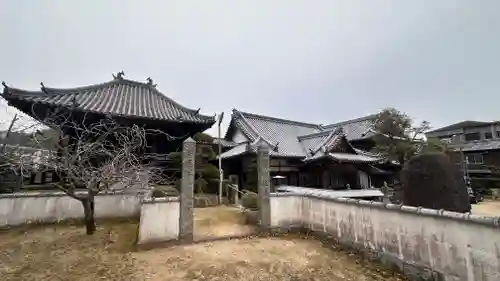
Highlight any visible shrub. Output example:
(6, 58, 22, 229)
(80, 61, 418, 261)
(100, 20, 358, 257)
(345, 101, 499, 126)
(195, 178, 208, 193)
(152, 185, 179, 198)
(241, 191, 258, 210)
(401, 152, 471, 213)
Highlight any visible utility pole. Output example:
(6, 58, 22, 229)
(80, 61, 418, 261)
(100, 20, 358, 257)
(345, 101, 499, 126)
(217, 112, 224, 204)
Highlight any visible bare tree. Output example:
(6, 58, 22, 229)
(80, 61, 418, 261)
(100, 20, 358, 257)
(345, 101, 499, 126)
(3, 107, 178, 235)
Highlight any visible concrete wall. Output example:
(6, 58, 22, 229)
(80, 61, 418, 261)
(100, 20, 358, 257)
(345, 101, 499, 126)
(270, 193, 500, 281)
(137, 196, 180, 245)
(0, 191, 144, 227)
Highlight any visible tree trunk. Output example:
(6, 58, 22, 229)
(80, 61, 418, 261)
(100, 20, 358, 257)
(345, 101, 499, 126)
(81, 197, 96, 235)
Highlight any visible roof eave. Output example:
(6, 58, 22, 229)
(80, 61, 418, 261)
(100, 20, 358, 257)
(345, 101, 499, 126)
(2, 94, 216, 126)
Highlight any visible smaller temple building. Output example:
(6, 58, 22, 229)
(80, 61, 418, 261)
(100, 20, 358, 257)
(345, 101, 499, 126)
(1, 73, 215, 182)
(218, 109, 397, 192)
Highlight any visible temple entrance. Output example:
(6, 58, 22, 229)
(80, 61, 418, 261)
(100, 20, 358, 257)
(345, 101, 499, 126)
(193, 181, 258, 241)
(193, 204, 257, 241)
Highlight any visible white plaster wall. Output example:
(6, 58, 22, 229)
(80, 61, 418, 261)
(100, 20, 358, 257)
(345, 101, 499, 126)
(270, 194, 500, 281)
(232, 128, 249, 143)
(270, 195, 302, 228)
(138, 199, 180, 244)
(0, 192, 142, 227)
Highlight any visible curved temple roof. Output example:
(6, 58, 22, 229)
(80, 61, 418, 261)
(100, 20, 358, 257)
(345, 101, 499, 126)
(1, 77, 216, 126)
(218, 109, 383, 163)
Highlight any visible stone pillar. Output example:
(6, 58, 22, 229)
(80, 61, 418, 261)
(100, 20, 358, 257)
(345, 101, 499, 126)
(233, 184, 239, 205)
(257, 144, 271, 229)
(179, 137, 195, 241)
(382, 181, 391, 204)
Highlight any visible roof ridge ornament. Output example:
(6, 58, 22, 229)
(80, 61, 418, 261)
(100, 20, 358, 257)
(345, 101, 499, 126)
(112, 71, 125, 80)
(146, 77, 157, 88)
(273, 142, 279, 152)
(40, 82, 48, 93)
(1, 81, 9, 96)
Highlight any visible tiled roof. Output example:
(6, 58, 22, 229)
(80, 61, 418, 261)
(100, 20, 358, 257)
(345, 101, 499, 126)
(213, 138, 237, 148)
(448, 140, 500, 152)
(321, 114, 377, 140)
(224, 109, 381, 159)
(231, 110, 323, 157)
(426, 120, 494, 134)
(217, 142, 251, 159)
(221, 110, 385, 163)
(217, 141, 285, 160)
(276, 185, 384, 198)
(1, 77, 215, 125)
(298, 127, 383, 163)
(327, 153, 381, 163)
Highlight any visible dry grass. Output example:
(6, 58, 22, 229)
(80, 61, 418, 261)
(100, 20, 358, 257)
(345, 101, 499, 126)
(0, 219, 139, 281)
(0, 220, 408, 281)
(472, 200, 500, 217)
(134, 235, 408, 281)
(194, 206, 257, 240)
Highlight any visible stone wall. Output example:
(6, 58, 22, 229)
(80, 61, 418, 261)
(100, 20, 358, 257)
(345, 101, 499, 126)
(137, 196, 180, 245)
(270, 193, 500, 281)
(0, 191, 144, 227)
(137, 137, 196, 246)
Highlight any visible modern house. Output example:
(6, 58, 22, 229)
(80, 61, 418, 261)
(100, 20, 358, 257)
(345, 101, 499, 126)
(425, 120, 500, 189)
(217, 109, 397, 192)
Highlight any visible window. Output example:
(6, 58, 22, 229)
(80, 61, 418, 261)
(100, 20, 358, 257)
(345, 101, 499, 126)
(497, 131, 500, 138)
(485, 132, 493, 139)
(439, 137, 452, 144)
(467, 154, 484, 164)
(464, 132, 481, 141)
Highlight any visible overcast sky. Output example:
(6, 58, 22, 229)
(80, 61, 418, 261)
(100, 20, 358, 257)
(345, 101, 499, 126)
(0, 1, 499, 136)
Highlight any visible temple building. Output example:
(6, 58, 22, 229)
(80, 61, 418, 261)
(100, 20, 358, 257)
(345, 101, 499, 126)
(1, 72, 215, 166)
(218, 109, 397, 191)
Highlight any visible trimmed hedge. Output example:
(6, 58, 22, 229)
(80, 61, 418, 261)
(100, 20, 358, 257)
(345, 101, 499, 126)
(401, 152, 471, 213)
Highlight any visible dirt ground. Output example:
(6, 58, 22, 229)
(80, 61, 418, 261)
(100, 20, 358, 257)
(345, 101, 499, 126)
(0, 219, 407, 281)
(194, 206, 257, 240)
(471, 200, 500, 217)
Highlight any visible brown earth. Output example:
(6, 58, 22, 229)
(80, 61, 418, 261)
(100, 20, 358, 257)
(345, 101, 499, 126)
(0, 217, 408, 281)
(471, 200, 500, 217)
(194, 205, 257, 240)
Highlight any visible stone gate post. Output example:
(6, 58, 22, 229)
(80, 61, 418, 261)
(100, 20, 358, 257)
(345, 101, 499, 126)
(179, 137, 195, 241)
(257, 144, 271, 229)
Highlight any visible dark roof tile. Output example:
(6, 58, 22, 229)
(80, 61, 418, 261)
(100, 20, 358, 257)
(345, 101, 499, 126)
(321, 114, 377, 140)
(449, 140, 500, 152)
(226, 109, 381, 160)
(2, 78, 215, 124)
(232, 109, 322, 157)
(426, 120, 494, 134)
